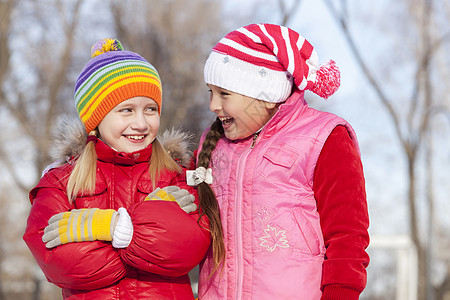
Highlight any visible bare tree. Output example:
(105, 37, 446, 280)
(0, 0, 85, 193)
(0, 0, 226, 298)
(277, 0, 302, 26)
(0, 1, 19, 298)
(0, 0, 20, 192)
(257, 0, 449, 298)
(320, 0, 450, 299)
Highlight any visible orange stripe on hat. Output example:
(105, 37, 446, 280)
(79, 73, 161, 122)
(83, 82, 162, 133)
(74, 38, 162, 133)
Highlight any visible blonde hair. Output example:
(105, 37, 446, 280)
(67, 131, 180, 201)
(66, 135, 98, 200)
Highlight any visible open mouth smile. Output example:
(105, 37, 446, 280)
(125, 135, 146, 141)
(219, 117, 234, 125)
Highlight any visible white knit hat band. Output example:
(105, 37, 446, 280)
(204, 51, 293, 103)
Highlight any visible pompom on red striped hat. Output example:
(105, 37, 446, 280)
(204, 23, 340, 103)
(74, 38, 162, 133)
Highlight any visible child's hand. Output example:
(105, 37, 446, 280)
(145, 186, 197, 213)
(42, 208, 118, 248)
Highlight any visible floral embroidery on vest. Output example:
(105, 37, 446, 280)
(257, 207, 290, 252)
(257, 207, 273, 223)
(259, 225, 290, 252)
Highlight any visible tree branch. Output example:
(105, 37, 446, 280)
(0, 145, 30, 193)
(322, 0, 409, 152)
(278, 0, 302, 26)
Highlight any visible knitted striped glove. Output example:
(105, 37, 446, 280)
(145, 186, 197, 213)
(42, 208, 118, 248)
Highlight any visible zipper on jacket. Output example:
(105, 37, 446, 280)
(234, 145, 253, 300)
(250, 132, 259, 149)
(233, 131, 259, 298)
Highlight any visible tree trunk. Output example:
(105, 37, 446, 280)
(32, 276, 41, 300)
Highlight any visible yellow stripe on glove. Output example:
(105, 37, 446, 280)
(43, 208, 118, 248)
(145, 187, 176, 202)
(145, 186, 197, 213)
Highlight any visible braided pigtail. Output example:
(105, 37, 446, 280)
(197, 118, 225, 272)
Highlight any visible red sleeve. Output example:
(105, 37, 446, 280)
(313, 126, 370, 300)
(23, 169, 127, 291)
(118, 169, 211, 277)
(190, 149, 198, 170)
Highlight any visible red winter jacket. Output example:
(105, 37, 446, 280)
(23, 138, 210, 299)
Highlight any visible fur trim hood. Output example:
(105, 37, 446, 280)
(50, 115, 193, 168)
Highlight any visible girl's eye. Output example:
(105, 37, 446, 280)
(146, 106, 158, 112)
(119, 108, 132, 113)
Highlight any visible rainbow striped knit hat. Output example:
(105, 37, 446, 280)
(74, 38, 162, 133)
(204, 23, 340, 103)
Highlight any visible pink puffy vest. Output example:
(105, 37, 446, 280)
(198, 91, 359, 299)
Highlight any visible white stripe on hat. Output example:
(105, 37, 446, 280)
(296, 35, 306, 51)
(295, 35, 311, 89)
(258, 24, 279, 56)
(281, 26, 296, 77)
(218, 37, 279, 63)
(236, 27, 262, 44)
(305, 50, 319, 82)
(298, 76, 308, 90)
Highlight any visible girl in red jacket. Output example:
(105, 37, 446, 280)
(23, 38, 216, 299)
(193, 24, 370, 299)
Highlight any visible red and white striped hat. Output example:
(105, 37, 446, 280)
(204, 23, 340, 103)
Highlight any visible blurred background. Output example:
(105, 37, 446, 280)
(0, 0, 449, 299)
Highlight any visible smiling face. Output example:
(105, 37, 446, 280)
(208, 84, 277, 141)
(97, 96, 160, 153)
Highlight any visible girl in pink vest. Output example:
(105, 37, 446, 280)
(192, 23, 370, 299)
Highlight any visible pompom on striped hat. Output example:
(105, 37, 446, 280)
(74, 38, 162, 133)
(204, 23, 340, 103)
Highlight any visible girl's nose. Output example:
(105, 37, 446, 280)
(209, 94, 222, 113)
(131, 112, 148, 130)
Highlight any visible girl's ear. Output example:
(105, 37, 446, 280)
(263, 101, 277, 110)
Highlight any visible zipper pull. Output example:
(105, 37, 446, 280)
(250, 132, 259, 149)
